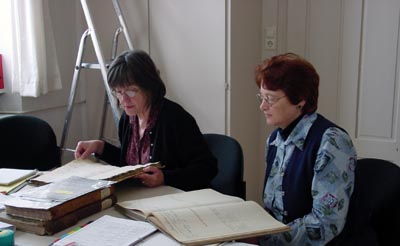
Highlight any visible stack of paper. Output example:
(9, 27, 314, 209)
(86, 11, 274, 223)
(0, 168, 38, 186)
(52, 215, 157, 246)
(0, 168, 38, 194)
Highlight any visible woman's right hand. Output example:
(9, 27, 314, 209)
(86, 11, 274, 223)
(74, 140, 105, 159)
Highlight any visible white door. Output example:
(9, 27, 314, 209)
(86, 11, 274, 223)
(339, 0, 400, 164)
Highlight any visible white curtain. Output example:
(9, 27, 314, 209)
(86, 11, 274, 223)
(11, 0, 62, 97)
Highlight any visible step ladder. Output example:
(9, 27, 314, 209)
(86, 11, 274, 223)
(60, 0, 134, 153)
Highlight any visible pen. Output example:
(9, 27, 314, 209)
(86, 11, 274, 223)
(61, 148, 77, 153)
(61, 148, 95, 157)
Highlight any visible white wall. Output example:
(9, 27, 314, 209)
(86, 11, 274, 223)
(148, 0, 226, 134)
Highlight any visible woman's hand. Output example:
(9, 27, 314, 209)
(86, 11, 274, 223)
(74, 140, 105, 159)
(136, 166, 165, 188)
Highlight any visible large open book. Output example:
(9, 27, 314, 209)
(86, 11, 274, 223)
(30, 158, 163, 185)
(115, 189, 290, 246)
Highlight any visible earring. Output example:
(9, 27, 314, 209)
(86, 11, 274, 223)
(297, 105, 302, 109)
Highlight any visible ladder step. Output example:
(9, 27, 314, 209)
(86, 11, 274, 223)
(80, 63, 110, 69)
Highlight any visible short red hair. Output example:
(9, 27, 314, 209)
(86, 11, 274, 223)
(255, 53, 319, 114)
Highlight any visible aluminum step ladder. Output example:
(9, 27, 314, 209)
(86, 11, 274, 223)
(60, 0, 134, 154)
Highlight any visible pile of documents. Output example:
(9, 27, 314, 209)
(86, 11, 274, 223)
(0, 176, 116, 235)
(51, 215, 158, 246)
(0, 159, 163, 236)
(0, 168, 38, 194)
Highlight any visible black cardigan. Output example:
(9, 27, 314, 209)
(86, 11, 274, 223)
(99, 98, 218, 191)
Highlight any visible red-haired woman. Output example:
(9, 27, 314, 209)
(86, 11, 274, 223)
(255, 53, 356, 245)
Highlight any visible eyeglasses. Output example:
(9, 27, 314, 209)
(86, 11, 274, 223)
(256, 93, 285, 106)
(112, 89, 138, 99)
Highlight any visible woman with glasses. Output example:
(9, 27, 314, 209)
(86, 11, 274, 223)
(255, 53, 356, 245)
(74, 50, 217, 191)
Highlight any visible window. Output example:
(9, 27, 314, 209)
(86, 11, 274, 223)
(0, 0, 62, 97)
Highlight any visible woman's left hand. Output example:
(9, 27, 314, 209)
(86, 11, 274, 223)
(136, 166, 165, 187)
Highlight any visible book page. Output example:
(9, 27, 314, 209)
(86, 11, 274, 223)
(53, 215, 157, 246)
(31, 159, 117, 184)
(90, 162, 161, 180)
(31, 159, 162, 184)
(149, 201, 290, 246)
(116, 189, 244, 219)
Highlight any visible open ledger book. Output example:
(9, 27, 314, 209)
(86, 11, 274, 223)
(115, 189, 290, 246)
(31, 158, 162, 185)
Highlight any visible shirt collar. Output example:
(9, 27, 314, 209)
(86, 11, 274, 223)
(270, 113, 318, 150)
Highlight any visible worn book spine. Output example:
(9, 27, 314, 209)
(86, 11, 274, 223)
(5, 185, 115, 221)
(0, 195, 117, 235)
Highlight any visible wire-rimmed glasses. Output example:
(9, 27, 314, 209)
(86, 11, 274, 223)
(256, 93, 285, 106)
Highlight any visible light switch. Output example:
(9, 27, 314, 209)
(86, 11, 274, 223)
(264, 26, 277, 50)
(265, 26, 276, 38)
